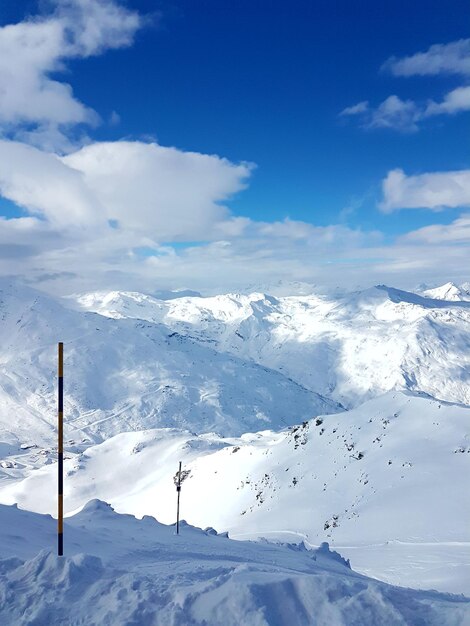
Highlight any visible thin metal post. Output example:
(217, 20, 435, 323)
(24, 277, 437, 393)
(176, 461, 182, 535)
(58, 342, 64, 556)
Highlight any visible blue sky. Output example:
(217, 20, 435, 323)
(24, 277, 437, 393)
(0, 0, 468, 293)
(71, 0, 468, 233)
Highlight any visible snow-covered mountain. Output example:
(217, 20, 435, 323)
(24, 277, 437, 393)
(0, 278, 469, 599)
(421, 281, 470, 302)
(2, 501, 468, 626)
(2, 391, 469, 593)
(0, 280, 338, 447)
(10, 277, 470, 451)
(75, 282, 470, 408)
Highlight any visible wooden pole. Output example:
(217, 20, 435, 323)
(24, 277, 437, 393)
(176, 461, 182, 535)
(58, 342, 64, 556)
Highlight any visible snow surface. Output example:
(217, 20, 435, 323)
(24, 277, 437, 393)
(0, 280, 337, 447)
(0, 279, 469, 622)
(2, 390, 468, 594)
(0, 500, 468, 626)
(422, 282, 470, 302)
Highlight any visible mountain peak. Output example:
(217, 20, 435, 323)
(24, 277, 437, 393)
(422, 282, 470, 302)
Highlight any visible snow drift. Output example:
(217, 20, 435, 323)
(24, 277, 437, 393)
(0, 501, 468, 626)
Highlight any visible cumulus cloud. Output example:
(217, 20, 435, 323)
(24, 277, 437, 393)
(0, 138, 253, 243)
(255, 218, 374, 248)
(42, 226, 466, 295)
(382, 39, 470, 77)
(380, 169, 470, 212)
(0, 134, 392, 293)
(0, 2, 266, 290)
(0, 0, 141, 151)
(1, 136, 468, 294)
(0, 140, 104, 228)
(0, 164, 468, 293)
(62, 141, 254, 240)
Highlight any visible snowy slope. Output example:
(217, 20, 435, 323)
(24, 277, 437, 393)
(75, 283, 470, 408)
(2, 391, 468, 594)
(0, 280, 337, 447)
(0, 500, 468, 626)
(422, 282, 470, 302)
(1, 279, 469, 601)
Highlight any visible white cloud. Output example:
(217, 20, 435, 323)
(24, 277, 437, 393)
(255, 218, 374, 247)
(342, 95, 421, 132)
(257, 218, 317, 239)
(402, 214, 470, 244)
(0, 140, 105, 228)
(71, 229, 468, 296)
(1, 136, 468, 295)
(340, 101, 369, 116)
(383, 39, 470, 77)
(424, 85, 470, 117)
(380, 169, 470, 212)
(0, 163, 469, 294)
(0, 135, 391, 294)
(367, 95, 420, 132)
(62, 141, 254, 241)
(342, 87, 470, 132)
(340, 95, 421, 133)
(343, 38, 470, 132)
(0, 0, 140, 151)
(0, 6, 468, 295)
(56, 0, 141, 57)
(0, 138, 254, 247)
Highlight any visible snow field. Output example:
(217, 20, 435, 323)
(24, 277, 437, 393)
(0, 500, 468, 626)
(1, 391, 468, 594)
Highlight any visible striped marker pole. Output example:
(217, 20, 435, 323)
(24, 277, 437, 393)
(58, 342, 64, 556)
(176, 461, 182, 535)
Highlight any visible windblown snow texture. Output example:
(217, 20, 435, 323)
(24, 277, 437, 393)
(0, 501, 468, 626)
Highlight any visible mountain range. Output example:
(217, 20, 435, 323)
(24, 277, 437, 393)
(0, 278, 469, 596)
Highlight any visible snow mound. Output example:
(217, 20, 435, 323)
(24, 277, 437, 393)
(0, 502, 468, 626)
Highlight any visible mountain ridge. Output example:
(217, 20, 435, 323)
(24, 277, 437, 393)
(73, 281, 470, 408)
(0, 279, 339, 447)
